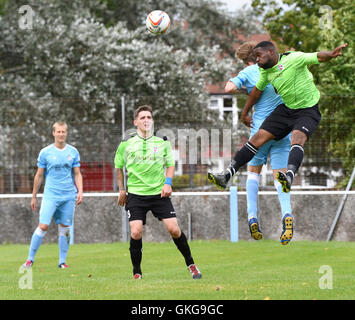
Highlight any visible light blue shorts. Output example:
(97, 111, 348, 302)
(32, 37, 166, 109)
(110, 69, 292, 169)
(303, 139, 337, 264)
(249, 133, 291, 169)
(39, 198, 76, 226)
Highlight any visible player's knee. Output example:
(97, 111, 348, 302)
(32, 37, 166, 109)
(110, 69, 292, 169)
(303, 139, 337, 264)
(59, 223, 70, 228)
(39, 223, 49, 232)
(250, 130, 273, 147)
(131, 229, 142, 240)
(58, 225, 70, 237)
(168, 226, 181, 238)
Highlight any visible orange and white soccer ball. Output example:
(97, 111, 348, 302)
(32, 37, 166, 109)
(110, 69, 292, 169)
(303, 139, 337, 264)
(146, 10, 170, 35)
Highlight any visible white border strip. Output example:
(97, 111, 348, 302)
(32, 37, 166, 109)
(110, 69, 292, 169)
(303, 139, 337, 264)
(1, 191, 355, 198)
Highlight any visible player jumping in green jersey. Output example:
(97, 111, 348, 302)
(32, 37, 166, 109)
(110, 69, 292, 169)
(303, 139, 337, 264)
(115, 105, 201, 280)
(208, 41, 347, 244)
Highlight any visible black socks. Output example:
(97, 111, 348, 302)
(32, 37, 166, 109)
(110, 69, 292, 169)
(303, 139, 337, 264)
(130, 232, 194, 274)
(129, 237, 142, 275)
(286, 144, 304, 183)
(225, 141, 258, 181)
(225, 141, 304, 185)
(173, 232, 194, 266)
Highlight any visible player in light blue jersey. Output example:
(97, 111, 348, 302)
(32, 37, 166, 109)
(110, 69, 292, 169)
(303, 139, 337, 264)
(224, 42, 293, 245)
(23, 121, 83, 268)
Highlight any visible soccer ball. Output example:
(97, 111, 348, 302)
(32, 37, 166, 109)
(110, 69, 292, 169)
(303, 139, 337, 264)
(146, 10, 170, 35)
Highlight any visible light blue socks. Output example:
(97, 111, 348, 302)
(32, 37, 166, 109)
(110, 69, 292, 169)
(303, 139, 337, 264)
(247, 172, 292, 221)
(58, 226, 71, 265)
(28, 225, 71, 264)
(274, 180, 292, 217)
(246, 172, 260, 221)
(28, 227, 46, 262)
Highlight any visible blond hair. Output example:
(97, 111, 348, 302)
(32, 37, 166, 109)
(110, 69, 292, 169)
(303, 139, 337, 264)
(235, 42, 257, 64)
(52, 121, 68, 132)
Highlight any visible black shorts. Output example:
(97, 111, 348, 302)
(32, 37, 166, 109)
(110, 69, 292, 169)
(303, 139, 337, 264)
(260, 103, 321, 140)
(125, 193, 176, 225)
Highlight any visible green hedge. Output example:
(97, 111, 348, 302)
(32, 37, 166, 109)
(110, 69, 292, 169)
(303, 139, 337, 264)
(172, 174, 208, 189)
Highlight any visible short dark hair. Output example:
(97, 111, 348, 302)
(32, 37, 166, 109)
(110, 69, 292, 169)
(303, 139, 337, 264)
(134, 105, 153, 119)
(254, 41, 276, 51)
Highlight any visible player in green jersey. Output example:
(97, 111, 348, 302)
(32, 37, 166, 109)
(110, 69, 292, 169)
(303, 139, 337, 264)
(115, 105, 201, 280)
(208, 41, 347, 192)
(208, 41, 347, 243)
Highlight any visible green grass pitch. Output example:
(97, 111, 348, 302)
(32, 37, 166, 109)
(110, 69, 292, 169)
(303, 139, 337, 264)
(1, 240, 355, 300)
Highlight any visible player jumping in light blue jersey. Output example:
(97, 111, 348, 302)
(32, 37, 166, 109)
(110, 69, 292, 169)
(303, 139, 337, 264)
(23, 121, 83, 269)
(224, 42, 293, 245)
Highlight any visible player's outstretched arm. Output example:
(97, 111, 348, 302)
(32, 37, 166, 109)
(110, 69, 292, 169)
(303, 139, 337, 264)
(241, 86, 263, 128)
(225, 81, 248, 96)
(317, 43, 348, 62)
(225, 81, 239, 94)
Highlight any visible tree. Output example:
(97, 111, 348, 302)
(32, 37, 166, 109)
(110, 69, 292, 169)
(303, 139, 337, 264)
(0, 0, 262, 126)
(252, 0, 354, 186)
(99, 0, 263, 59)
(0, 0, 261, 190)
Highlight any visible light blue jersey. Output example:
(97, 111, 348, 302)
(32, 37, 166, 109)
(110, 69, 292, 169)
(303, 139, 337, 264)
(230, 64, 290, 169)
(37, 144, 80, 200)
(230, 64, 283, 134)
